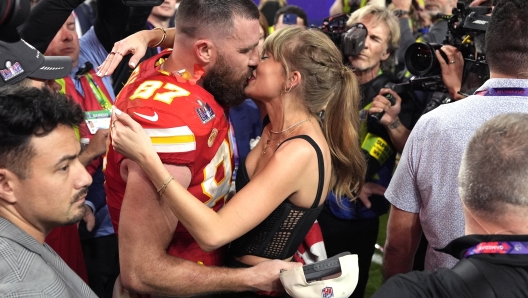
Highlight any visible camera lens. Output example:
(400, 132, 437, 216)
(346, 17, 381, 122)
(405, 43, 442, 76)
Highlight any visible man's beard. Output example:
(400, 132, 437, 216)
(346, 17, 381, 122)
(64, 187, 89, 226)
(202, 53, 253, 108)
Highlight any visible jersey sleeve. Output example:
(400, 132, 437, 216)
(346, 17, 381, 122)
(126, 105, 198, 167)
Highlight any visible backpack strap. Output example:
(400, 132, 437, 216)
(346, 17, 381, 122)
(451, 258, 496, 298)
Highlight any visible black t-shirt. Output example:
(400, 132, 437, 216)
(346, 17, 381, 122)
(373, 234, 528, 298)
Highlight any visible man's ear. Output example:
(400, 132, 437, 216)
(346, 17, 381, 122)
(380, 48, 390, 62)
(0, 169, 18, 204)
(194, 39, 215, 64)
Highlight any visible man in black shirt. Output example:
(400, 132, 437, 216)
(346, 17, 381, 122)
(374, 112, 528, 297)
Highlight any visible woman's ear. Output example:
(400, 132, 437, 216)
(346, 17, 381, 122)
(288, 70, 302, 89)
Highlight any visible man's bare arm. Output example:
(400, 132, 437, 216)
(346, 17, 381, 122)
(382, 205, 422, 282)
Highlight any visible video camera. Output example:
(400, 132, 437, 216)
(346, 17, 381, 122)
(403, 0, 491, 93)
(315, 13, 368, 58)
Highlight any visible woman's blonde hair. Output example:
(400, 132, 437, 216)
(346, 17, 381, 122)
(264, 27, 366, 198)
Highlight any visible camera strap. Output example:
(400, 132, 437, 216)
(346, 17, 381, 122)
(452, 258, 496, 298)
(452, 241, 528, 298)
(477, 88, 528, 96)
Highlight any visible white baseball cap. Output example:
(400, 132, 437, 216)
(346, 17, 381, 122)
(280, 253, 359, 298)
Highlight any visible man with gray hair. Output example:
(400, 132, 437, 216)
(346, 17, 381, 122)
(384, 0, 528, 281)
(374, 112, 528, 297)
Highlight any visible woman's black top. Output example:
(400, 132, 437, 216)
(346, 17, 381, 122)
(229, 135, 325, 261)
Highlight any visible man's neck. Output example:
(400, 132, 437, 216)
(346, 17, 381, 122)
(163, 46, 204, 86)
(148, 16, 170, 29)
(465, 208, 528, 236)
(489, 71, 528, 80)
(0, 209, 47, 244)
(354, 64, 381, 85)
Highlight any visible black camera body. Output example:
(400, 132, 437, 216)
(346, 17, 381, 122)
(316, 14, 368, 58)
(404, 1, 491, 78)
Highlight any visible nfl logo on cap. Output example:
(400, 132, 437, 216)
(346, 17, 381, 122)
(322, 287, 334, 298)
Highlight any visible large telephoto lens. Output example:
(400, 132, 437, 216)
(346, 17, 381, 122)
(405, 43, 442, 76)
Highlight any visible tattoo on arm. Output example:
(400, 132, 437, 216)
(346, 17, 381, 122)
(389, 119, 401, 129)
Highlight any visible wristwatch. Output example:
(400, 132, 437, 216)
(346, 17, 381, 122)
(394, 10, 410, 17)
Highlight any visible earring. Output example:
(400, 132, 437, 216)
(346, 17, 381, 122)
(284, 84, 293, 93)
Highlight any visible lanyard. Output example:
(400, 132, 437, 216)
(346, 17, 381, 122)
(479, 88, 528, 96)
(84, 72, 112, 110)
(464, 241, 528, 258)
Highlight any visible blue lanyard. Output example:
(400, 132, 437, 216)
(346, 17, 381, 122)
(464, 241, 528, 258)
(479, 88, 528, 96)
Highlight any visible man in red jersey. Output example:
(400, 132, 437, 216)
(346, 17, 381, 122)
(104, 0, 298, 297)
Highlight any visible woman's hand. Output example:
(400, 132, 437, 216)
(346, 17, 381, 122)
(111, 107, 157, 167)
(97, 30, 151, 77)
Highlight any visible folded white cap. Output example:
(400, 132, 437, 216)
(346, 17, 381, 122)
(280, 254, 359, 298)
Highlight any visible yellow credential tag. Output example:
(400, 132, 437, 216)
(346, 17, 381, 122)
(361, 133, 392, 165)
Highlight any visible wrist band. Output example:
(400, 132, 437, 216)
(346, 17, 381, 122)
(150, 27, 167, 48)
(157, 174, 174, 196)
(394, 9, 409, 17)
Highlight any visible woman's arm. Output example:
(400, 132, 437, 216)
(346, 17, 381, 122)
(97, 28, 176, 76)
(111, 108, 315, 251)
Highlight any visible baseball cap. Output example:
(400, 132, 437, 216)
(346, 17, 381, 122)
(280, 253, 359, 298)
(0, 39, 72, 87)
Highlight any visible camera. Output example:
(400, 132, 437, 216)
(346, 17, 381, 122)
(316, 13, 368, 58)
(405, 0, 491, 77)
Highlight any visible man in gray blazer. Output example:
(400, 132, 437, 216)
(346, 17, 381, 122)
(0, 87, 97, 297)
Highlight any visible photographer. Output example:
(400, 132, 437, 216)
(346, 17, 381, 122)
(317, 5, 420, 298)
(383, 0, 528, 281)
(393, 0, 457, 67)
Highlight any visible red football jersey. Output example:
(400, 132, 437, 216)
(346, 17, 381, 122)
(105, 51, 233, 266)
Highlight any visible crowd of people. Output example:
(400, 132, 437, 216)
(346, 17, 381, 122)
(1, 0, 528, 297)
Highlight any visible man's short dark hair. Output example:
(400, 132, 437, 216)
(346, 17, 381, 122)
(273, 5, 308, 27)
(485, 0, 528, 76)
(0, 87, 84, 178)
(459, 113, 528, 219)
(175, 0, 260, 38)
